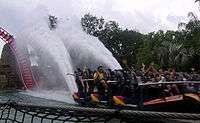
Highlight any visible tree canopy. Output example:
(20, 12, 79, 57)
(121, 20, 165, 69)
(81, 1, 200, 72)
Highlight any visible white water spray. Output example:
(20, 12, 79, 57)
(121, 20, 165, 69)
(0, 1, 121, 101)
(57, 17, 122, 70)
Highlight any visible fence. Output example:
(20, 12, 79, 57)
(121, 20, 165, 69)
(0, 100, 200, 123)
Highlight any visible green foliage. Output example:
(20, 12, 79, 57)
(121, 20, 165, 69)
(81, 9, 200, 72)
(81, 13, 105, 37)
(81, 13, 143, 67)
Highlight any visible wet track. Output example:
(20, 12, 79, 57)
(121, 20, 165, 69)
(0, 90, 199, 123)
(0, 90, 73, 107)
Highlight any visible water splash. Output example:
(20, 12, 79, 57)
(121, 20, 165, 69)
(57, 17, 122, 70)
(15, 9, 77, 92)
(20, 90, 75, 104)
(0, 1, 121, 101)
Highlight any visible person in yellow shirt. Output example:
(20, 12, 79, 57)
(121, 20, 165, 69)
(93, 66, 107, 96)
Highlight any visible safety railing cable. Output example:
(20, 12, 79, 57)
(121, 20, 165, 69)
(0, 100, 200, 123)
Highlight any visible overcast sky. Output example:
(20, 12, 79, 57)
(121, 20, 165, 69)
(40, 0, 200, 32)
(0, 0, 199, 54)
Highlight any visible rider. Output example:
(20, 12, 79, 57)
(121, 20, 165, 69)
(75, 68, 84, 94)
(93, 66, 108, 96)
(82, 66, 89, 94)
(121, 66, 138, 98)
(87, 68, 95, 94)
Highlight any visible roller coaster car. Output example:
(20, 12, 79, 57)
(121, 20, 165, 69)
(142, 93, 200, 113)
(112, 93, 200, 113)
(73, 81, 200, 113)
(112, 82, 200, 113)
(73, 91, 200, 112)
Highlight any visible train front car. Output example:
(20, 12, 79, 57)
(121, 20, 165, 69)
(139, 81, 200, 113)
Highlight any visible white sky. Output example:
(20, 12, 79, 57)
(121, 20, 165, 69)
(0, 0, 199, 54)
(39, 0, 199, 32)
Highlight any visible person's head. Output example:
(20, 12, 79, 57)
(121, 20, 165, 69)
(191, 67, 195, 73)
(155, 73, 161, 82)
(74, 71, 77, 74)
(159, 69, 163, 74)
(150, 62, 154, 66)
(124, 66, 130, 71)
(88, 68, 92, 73)
(168, 65, 174, 70)
(77, 68, 81, 72)
(98, 65, 104, 72)
(107, 68, 112, 73)
(83, 65, 88, 71)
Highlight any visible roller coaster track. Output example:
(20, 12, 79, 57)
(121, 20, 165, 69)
(0, 27, 37, 89)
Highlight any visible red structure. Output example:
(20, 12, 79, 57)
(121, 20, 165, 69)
(0, 27, 37, 89)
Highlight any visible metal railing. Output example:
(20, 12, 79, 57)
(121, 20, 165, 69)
(0, 100, 200, 123)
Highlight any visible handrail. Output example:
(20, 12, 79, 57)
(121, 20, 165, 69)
(1, 100, 200, 122)
(82, 79, 200, 85)
(139, 81, 200, 86)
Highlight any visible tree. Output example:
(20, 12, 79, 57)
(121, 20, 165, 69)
(177, 3, 200, 70)
(195, 0, 200, 7)
(81, 13, 105, 37)
(136, 36, 153, 68)
(156, 41, 193, 70)
(81, 8, 200, 71)
(49, 15, 57, 30)
(81, 14, 143, 67)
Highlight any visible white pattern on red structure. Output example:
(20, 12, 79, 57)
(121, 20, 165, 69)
(0, 27, 37, 89)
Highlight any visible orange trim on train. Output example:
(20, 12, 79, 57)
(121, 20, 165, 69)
(143, 95, 183, 106)
(184, 93, 200, 102)
(91, 94, 100, 103)
(73, 93, 80, 100)
(113, 96, 126, 106)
